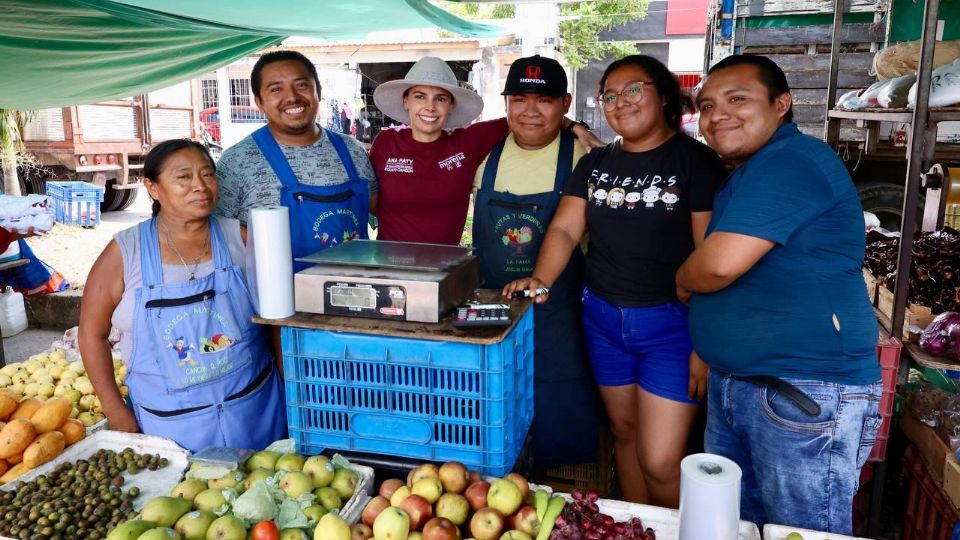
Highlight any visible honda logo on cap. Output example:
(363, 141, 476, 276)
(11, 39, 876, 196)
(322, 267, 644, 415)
(520, 64, 546, 84)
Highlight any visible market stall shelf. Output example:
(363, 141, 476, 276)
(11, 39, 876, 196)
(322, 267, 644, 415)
(906, 341, 960, 371)
(0, 430, 188, 511)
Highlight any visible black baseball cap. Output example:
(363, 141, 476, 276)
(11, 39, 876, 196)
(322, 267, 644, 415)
(501, 55, 568, 97)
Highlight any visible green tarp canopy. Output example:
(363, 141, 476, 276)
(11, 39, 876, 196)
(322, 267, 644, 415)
(0, 0, 501, 110)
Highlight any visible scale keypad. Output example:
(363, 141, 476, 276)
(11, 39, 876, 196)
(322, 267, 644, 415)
(453, 303, 511, 327)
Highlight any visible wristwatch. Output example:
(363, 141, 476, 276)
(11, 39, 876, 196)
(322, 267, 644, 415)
(567, 120, 591, 132)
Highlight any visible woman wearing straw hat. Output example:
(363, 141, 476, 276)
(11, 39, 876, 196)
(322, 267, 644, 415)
(371, 56, 599, 245)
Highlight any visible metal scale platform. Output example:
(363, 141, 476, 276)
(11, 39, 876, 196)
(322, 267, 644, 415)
(293, 240, 479, 323)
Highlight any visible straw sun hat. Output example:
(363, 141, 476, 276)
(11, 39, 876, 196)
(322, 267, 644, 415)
(373, 56, 484, 129)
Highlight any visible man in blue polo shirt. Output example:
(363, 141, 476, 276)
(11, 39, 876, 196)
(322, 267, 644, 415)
(676, 55, 881, 535)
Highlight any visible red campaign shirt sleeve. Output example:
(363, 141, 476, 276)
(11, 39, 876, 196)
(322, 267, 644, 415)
(462, 118, 509, 160)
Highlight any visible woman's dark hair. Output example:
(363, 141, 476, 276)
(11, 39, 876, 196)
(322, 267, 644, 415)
(707, 54, 794, 123)
(251, 50, 321, 99)
(143, 139, 216, 217)
(598, 55, 684, 131)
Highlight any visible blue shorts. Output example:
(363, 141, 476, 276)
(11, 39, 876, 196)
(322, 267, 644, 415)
(581, 288, 696, 404)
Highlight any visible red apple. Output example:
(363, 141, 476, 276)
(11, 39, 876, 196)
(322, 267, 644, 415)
(468, 470, 483, 485)
(399, 494, 434, 531)
(408, 464, 440, 487)
(469, 508, 505, 540)
(465, 481, 491, 511)
(351, 523, 374, 540)
(362, 495, 390, 527)
(504, 473, 529, 501)
(380, 478, 406, 500)
(508, 505, 540, 536)
(438, 462, 469, 494)
(422, 517, 459, 540)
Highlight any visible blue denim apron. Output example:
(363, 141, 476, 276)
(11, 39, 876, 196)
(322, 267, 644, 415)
(472, 131, 601, 468)
(126, 218, 287, 452)
(252, 126, 369, 272)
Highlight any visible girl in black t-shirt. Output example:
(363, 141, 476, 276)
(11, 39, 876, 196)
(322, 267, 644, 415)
(503, 55, 726, 507)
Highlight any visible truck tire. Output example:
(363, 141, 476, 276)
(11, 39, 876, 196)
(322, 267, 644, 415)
(113, 187, 139, 211)
(857, 183, 923, 232)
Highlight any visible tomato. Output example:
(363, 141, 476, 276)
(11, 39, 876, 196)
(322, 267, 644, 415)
(252, 520, 280, 540)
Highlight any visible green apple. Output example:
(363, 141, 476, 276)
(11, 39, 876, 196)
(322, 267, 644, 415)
(302, 455, 336, 488)
(314, 486, 342, 511)
(303, 505, 328, 522)
(275, 453, 306, 472)
(314, 513, 351, 540)
(244, 468, 273, 491)
(280, 529, 309, 540)
(170, 479, 207, 501)
(499, 531, 532, 540)
(280, 471, 314, 498)
(205, 515, 246, 540)
(137, 527, 182, 540)
(245, 450, 281, 472)
(330, 469, 358, 499)
(372, 507, 410, 540)
(487, 479, 523, 516)
(410, 477, 442, 504)
(192, 489, 227, 512)
(175, 510, 216, 540)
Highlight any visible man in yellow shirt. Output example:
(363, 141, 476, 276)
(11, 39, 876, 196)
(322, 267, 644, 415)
(471, 55, 600, 471)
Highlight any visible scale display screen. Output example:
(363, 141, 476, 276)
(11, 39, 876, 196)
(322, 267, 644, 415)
(322, 282, 407, 320)
(329, 285, 377, 309)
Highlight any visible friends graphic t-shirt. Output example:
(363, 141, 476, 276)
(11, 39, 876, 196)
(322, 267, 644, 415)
(564, 134, 726, 307)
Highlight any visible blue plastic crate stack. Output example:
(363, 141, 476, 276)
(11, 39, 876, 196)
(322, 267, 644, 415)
(282, 309, 535, 476)
(45, 181, 105, 228)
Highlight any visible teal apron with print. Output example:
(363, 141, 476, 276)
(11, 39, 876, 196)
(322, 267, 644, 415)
(472, 131, 601, 468)
(125, 218, 287, 452)
(253, 126, 369, 272)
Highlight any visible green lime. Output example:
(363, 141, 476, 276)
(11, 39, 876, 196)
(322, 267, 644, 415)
(785, 533, 804, 540)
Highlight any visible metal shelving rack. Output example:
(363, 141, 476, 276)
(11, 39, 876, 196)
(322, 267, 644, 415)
(822, 0, 950, 534)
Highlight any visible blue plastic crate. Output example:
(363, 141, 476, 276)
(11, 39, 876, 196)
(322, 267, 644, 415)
(45, 181, 104, 227)
(282, 309, 535, 476)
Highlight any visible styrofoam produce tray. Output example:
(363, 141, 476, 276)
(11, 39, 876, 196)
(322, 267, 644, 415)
(763, 524, 869, 540)
(0, 430, 188, 512)
(557, 497, 761, 540)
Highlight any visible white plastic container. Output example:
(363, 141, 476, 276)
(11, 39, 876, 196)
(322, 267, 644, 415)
(0, 286, 27, 337)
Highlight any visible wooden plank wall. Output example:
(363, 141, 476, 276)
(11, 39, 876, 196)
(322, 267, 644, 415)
(736, 0, 879, 17)
(735, 23, 885, 46)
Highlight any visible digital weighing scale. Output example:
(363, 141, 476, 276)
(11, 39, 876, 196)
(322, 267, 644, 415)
(293, 240, 479, 323)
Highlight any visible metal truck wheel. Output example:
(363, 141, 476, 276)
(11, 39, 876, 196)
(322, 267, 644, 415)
(857, 183, 923, 232)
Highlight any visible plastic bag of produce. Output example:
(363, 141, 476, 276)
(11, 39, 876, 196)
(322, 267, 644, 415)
(938, 394, 960, 452)
(230, 480, 279, 524)
(909, 59, 960, 108)
(878, 74, 917, 108)
(920, 311, 960, 356)
(836, 89, 863, 108)
(873, 40, 960, 79)
(909, 383, 952, 427)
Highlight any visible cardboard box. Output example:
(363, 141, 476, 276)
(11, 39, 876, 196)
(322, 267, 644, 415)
(875, 285, 935, 341)
(944, 459, 960, 510)
(901, 410, 957, 484)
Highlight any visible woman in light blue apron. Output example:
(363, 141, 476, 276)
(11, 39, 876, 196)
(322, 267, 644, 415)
(79, 140, 286, 452)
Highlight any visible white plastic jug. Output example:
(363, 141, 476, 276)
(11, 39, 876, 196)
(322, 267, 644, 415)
(0, 286, 28, 338)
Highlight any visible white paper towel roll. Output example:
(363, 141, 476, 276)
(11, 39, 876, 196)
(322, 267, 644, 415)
(679, 453, 743, 540)
(248, 207, 294, 319)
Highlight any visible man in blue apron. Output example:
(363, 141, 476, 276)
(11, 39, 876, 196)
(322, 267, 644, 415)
(214, 51, 378, 271)
(472, 55, 603, 470)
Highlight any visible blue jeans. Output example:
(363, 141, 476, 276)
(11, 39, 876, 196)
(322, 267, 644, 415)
(704, 371, 882, 534)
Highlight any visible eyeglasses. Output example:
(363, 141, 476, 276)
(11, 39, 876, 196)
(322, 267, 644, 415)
(598, 81, 651, 111)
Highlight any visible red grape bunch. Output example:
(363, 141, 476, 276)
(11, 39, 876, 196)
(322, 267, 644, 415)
(549, 489, 656, 540)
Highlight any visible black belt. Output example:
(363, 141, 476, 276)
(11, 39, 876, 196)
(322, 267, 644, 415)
(141, 363, 273, 418)
(721, 372, 822, 417)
